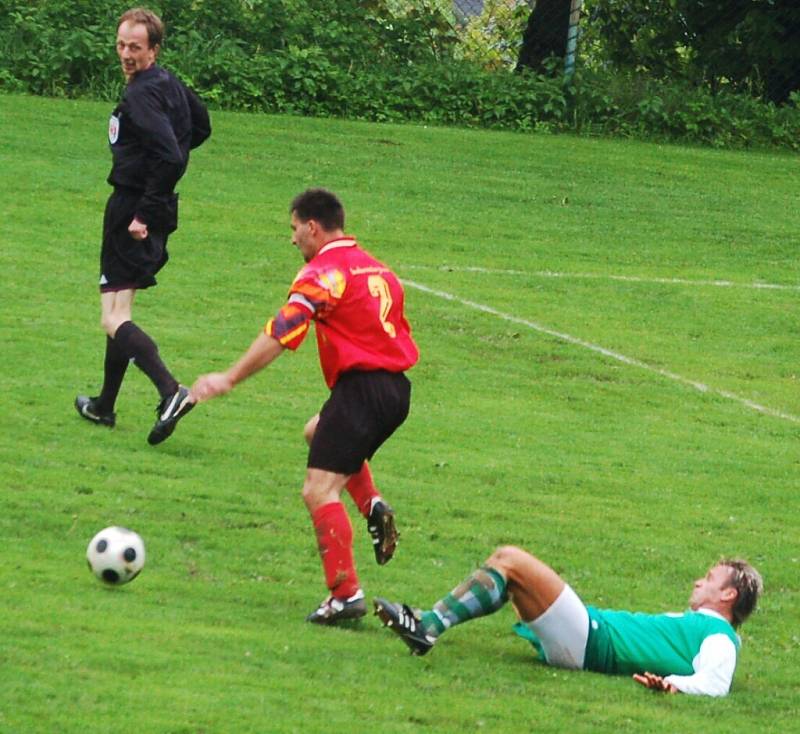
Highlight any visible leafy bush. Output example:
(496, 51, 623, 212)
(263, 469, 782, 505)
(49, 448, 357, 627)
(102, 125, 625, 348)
(571, 69, 800, 150)
(0, 1, 120, 97)
(0, 0, 798, 150)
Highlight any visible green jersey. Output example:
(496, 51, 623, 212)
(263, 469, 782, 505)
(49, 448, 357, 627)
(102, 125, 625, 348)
(584, 607, 739, 678)
(513, 596, 742, 696)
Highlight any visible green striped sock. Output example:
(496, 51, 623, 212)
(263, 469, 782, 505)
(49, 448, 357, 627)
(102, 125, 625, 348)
(421, 566, 507, 638)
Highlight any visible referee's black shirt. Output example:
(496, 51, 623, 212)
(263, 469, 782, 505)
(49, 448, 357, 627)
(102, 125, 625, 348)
(108, 64, 211, 229)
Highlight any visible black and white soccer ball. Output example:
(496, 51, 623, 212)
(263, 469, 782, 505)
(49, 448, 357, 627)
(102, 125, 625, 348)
(86, 526, 145, 585)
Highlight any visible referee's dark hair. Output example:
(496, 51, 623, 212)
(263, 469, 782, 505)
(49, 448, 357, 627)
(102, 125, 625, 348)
(291, 188, 345, 232)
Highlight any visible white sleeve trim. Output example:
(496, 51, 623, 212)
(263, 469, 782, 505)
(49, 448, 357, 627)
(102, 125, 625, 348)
(664, 634, 737, 697)
(288, 292, 315, 314)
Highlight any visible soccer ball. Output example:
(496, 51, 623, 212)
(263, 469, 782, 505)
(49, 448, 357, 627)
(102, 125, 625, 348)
(86, 526, 146, 585)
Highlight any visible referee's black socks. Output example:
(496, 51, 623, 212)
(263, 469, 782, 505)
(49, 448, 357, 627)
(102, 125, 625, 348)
(95, 335, 129, 414)
(114, 321, 179, 400)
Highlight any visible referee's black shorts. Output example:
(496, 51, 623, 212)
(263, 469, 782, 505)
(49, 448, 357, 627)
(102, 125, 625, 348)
(308, 370, 412, 476)
(99, 188, 177, 292)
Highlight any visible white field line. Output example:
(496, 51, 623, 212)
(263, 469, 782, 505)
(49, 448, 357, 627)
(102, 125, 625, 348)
(401, 264, 800, 292)
(403, 279, 800, 425)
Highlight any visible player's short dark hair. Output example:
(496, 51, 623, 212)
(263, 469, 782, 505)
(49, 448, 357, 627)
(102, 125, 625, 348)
(720, 558, 763, 627)
(119, 7, 164, 49)
(291, 188, 345, 232)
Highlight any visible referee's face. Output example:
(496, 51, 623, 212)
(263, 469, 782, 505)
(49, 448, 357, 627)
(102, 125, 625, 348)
(116, 21, 157, 82)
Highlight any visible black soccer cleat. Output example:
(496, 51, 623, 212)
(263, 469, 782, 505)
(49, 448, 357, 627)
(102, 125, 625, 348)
(368, 499, 399, 565)
(147, 385, 195, 445)
(306, 590, 367, 625)
(374, 597, 436, 656)
(75, 395, 116, 428)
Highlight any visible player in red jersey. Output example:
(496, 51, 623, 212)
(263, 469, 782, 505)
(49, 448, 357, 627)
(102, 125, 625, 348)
(193, 188, 419, 624)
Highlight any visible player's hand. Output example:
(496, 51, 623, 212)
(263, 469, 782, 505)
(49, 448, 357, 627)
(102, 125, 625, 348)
(128, 217, 148, 240)
(192, 373, 233, 402)
(633, 672, 679, 694)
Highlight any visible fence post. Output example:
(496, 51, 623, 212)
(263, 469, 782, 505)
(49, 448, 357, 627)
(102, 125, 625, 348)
(564, 0, 583, 80)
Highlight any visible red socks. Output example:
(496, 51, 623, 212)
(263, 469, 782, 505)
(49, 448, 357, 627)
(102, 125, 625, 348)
(312, 502, 359, 599)
(310, 463, 379, 598)
(345, 462, 380, 518)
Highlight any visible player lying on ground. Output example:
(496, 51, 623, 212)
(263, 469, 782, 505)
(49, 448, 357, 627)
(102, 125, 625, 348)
(375, 545, 762, 696)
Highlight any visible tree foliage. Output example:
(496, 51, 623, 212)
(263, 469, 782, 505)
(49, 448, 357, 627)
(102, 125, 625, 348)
(583, 0, 800, 103)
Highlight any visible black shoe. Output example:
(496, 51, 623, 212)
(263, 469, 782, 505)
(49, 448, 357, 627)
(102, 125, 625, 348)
(374, 597, 436, 656)
(306, 590, 367, 625)
(75, 395, 116, 427)
(147, 385, 194, 445)
(368, 499, 398, 565)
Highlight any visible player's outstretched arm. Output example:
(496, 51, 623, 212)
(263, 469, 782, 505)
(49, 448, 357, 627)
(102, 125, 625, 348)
(193, 332, 284, 402)
(633, 672, 679, 694)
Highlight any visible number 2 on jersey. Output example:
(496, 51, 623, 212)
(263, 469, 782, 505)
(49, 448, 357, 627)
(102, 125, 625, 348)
(368, 275, 397, 338)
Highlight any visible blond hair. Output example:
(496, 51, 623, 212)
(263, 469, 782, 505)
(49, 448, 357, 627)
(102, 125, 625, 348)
(720, 558, 763, 627)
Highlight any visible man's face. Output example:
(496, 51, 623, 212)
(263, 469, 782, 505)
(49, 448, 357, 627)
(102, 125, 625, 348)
(689, 564, 734, 611)
(291, 212, 317, 263)
(116, 21, 156, 81)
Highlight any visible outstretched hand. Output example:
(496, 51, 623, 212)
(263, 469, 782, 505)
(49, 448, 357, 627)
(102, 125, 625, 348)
(192, 373, 234, 403)
(633, 672, 679, 694)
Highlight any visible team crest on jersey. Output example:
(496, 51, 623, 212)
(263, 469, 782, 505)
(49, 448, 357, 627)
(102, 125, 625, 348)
(317, 268, 346, 298)
(108, 114, 120, 144)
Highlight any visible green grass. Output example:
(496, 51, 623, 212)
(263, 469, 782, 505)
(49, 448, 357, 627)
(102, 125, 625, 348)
(1, 92, 799, 733)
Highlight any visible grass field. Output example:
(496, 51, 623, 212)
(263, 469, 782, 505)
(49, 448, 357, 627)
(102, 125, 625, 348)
(1, 93, 799, 733)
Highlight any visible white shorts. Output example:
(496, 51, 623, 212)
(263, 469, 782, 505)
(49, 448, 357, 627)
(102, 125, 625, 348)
(521, 584, 589, 669)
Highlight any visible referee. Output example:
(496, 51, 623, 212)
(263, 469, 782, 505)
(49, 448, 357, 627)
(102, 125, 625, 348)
(75, 7, 211, 445)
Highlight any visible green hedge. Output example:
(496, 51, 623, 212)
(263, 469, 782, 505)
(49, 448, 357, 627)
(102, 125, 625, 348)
(1, 0, 798, 150)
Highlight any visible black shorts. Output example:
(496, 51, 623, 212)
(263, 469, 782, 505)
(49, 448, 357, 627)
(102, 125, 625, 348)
(308, 370, 412, 475)
(99, 189, 177, 292)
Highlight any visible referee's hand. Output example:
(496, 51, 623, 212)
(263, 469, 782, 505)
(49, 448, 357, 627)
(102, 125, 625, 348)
(128, 217, 148, 240)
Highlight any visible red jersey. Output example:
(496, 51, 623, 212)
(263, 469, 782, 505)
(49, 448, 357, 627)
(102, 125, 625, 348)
(266, 237, 419, 388)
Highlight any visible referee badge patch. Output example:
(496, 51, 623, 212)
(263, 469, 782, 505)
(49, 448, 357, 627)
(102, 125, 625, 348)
(108, 114, 120, 144)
